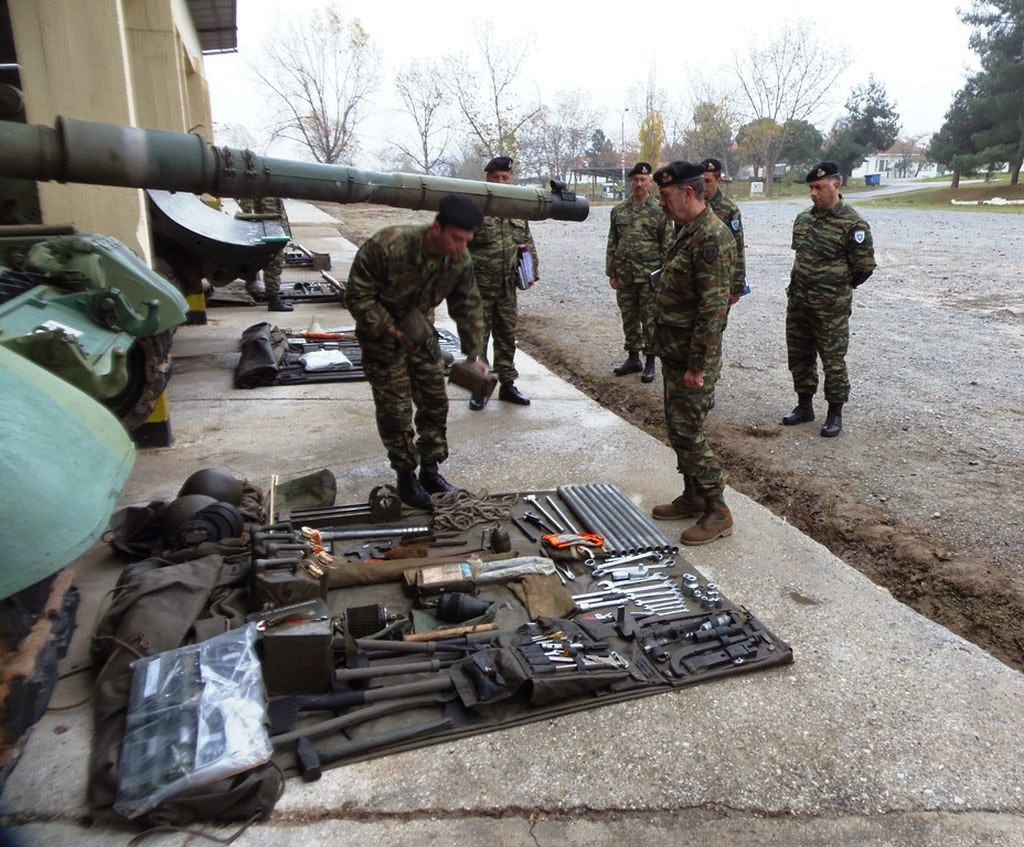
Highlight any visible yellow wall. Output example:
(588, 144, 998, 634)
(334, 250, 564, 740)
(7, 0, 213, 259)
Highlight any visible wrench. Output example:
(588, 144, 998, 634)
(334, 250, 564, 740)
(586, 551, 663, 569)
(545, 495, 578, 534)
(522, 495, 564, 532)
(522, 511, 556, 534)
(596, 575, 670, 591)
(592, 563, 675, 580)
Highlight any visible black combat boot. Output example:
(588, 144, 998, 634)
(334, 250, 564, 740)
(267, 294, 294, 312)
(640, 355, 657, 383)
(396, 470, 433, 510)
(782, 393, 815, 425)
(498, 382, 530, 405)
(613, 351, 642, 376)
(820, 403, 843, 438)
(418, 463, 458, 495)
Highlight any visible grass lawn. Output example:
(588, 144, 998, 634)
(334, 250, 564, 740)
(862, 181, 1024, 211)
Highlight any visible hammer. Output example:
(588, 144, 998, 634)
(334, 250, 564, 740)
(295, 716, 454, 781)
(268, 674, 454, 734)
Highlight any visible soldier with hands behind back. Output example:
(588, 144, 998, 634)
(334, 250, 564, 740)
(782, 162, 876, 438)
(606, 162, 669, 384)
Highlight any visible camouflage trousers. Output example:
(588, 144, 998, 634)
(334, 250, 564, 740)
(246, 215, 290, 300)
(662, 360, 723, 500)
(786, 284, 853, 403)
(361, 336, 448, 473)
(615, 277, 657, 354)
(479, 285, 519, 384)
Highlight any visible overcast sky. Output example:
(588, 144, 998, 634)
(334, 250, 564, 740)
(205, 0, 979, 166)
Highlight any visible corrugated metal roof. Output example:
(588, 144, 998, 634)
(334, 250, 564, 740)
(185, 0, 237, 54)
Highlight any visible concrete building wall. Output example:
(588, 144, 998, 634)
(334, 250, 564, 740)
(7, 0, 213, 260)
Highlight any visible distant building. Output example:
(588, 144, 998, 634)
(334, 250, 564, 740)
(853, 140, 942, 181)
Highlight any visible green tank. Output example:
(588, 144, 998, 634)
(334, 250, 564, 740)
(0, 224, 188, 430)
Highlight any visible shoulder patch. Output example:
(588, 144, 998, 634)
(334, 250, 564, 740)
(852, 228, 867, 245)
(702, 243, 719, 263)
(730, 218, 742, 232)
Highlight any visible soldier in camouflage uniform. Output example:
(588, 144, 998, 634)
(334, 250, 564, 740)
(782, 161, 876, 438)
(606, 162, 669, 383)
(238, 196, 293, 312)
(346, 194, 489, 510)
(700, 157, 747, 407)
(701, 159, 747, 309)
(466, 156, 537, 410)
(648, 161, 737, 546)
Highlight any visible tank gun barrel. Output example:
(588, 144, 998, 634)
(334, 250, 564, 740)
(0, 117, 588, 222)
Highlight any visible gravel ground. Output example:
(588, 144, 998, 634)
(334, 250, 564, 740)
(321, 197, 1024, 668)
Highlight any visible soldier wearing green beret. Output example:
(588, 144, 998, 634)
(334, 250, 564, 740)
(346, 194, 490, 510)
(782, 162, 876, 438)
(606, 161, 669, 384)
(648, 161, 737, 545)
(465, 156, 537, 410)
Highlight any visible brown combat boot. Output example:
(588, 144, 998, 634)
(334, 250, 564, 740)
(679, 500, 734, 546)
(651, 491, 705, 521)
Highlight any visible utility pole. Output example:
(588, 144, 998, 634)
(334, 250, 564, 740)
(620, 106, 629, 198)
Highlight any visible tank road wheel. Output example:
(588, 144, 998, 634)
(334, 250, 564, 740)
(106, 329, 175, 432)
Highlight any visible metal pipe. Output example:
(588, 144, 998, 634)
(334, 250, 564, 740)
(0, 116, 589, 222)
(316, 525, 431, 542)
(546, 495, 579, 534)
(557, 485, 627, 556)
(584, 484, 650, 553)
(576, 485, 638, 555)
(590, 483, 665, 554)
(597, 483, 677, 554)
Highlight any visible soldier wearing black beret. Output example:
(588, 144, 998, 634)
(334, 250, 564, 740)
(649, 161, 737, 545)
(467, 156, 539, 409)
(484, 156, 514, 174)
(346, 193, 489, 509)
(782, 161, 876, 437)
(700, 157, 747, 309)
(606, 161, 669, 383)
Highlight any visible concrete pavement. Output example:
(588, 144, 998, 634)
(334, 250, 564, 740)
(2, 206, 1023, 846)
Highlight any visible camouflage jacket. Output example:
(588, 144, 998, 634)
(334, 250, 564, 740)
(238, 197, 286, 217)
(347, 224, 484, 357)
(708, 189, 746, 296)
(605, 192, 668, 281)
(791, 199, 876, 290)
(468, 216, 538, 295)
(652, 205, 736, 371)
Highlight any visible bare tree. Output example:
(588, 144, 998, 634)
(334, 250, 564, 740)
(392, 60, 452, 174)
(443, 23, 541, 159)
(519, 91, 601, 182)
(251, 3, 378, 164)
(733, 23, 848, 195)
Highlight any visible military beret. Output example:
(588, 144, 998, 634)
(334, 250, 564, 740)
(806, 161, 841, 182)
(484, 156, 514, 173)
(701, 158, 723, 174)
(627, 162, 652, 177)
(436, 194, 484, 230)
(653, 160, 704, 188)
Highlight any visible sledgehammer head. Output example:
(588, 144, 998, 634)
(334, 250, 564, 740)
(296, 737, 322, 781)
